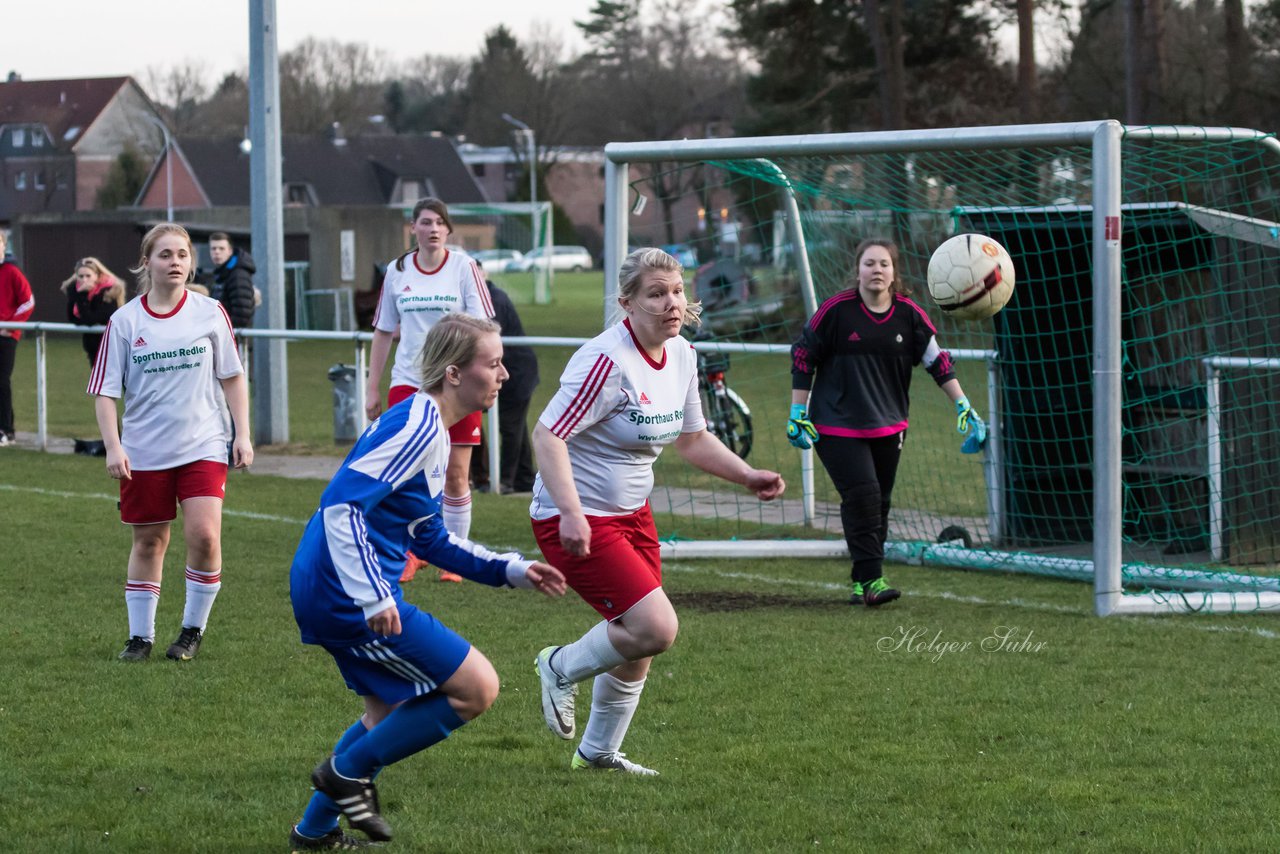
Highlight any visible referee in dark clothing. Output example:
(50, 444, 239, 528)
(473, 282, 540, 492)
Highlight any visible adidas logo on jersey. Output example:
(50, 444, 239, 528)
(403, 285, 412, 293)
(430, 464, 443, 479)
(638, 392, 652, 405)
(848, 332, 861, 341)
(134, 336, 147, 347)
(471, 426, 482, 437)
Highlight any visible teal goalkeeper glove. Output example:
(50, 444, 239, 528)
(786, 403, 818, 450)
(956, 397, 987, 454)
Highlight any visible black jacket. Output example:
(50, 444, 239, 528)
(210, 248, 257, 328)
(65, 285, 119, 359)
(488, 283, 539, 404)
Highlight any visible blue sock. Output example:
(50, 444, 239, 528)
(333, 693, 465, 778)
(296, 718, 371, 838)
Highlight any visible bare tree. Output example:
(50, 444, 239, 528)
(143, 62, 212, 135)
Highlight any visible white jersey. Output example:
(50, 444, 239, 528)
(530, 320, 706, 519)
(373, 249, 494, 389)
(87, 291, 243, 471)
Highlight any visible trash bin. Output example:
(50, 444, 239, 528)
(327, 364, 360, 443)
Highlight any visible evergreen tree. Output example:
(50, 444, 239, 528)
(96, 144, 149, 210)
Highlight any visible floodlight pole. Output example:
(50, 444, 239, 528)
(249, 0, 289, 443)
(502, 113, 547, 303)
(143, 115, 173, 221)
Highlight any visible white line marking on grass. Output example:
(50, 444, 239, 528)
(0, 483, 308, 525)
(664, 563, 1280, 640)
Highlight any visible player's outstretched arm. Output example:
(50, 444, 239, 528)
(518, 561, 567, 598)
(675, 429, 785, 500)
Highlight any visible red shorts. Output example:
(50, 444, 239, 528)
(120, 460, 228, 525)
(389, 385, 483, 446)
(532, 504, 662, 620)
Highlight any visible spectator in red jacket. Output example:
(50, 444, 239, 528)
(0, 230, 36, 447)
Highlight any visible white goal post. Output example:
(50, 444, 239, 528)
(602, 121, 1280, 616)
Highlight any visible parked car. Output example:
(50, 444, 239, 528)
(661, 244, 699, 269)
(513, 245, 594, 273)
(472, 248, 524, 274)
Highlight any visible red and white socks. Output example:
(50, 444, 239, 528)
(181, 566, 222, 630)
(442, 492, 472, 541)
(124, 579, 161, 641)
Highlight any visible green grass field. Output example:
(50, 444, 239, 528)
(2, 449, 1279, 852)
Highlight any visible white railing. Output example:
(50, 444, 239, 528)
(1204, 355, 1280, 561)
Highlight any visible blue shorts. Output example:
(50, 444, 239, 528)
(324, 604, 470, 706)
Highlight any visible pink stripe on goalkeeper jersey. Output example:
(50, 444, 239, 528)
(185, 568, 221, 584)
(551, 354, 614, 438)
(126, 580, 161, 596)
(816, 421, 908, 439)
(469, 261, 495, 317)
(86, 319, 113, 394)
(808, 290, 859, 329)
(895, 295, 939, 334)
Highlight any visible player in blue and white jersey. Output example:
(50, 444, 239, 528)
(288, 313, 565, 850)
(530, 248, 785, 777)
(788, 237, 986, 607)
(365, 198, 494, 581)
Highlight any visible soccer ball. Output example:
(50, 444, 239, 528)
(926, 234, 1016, 321)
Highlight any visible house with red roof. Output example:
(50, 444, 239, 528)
(0, 75, 167, 225)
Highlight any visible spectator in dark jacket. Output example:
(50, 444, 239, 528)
(61, 257, 125, 365)
(471, 282, 540, 492)
(207, 233, 257, 328)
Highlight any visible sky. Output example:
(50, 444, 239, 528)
(7, 1, 598, 84)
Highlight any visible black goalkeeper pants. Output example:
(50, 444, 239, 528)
(814, 431, 905, 584)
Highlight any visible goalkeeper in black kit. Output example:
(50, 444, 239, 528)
(787, 238, 987, 606)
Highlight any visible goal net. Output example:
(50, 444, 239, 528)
(603, 122, 1280, 615)
(449, 201, 554, 304)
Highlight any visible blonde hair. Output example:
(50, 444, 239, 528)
(418, 313, 502, 393)
(612, 247, 702, 326)
(130, 223, 196, 295)
(60, 256, 126, 306)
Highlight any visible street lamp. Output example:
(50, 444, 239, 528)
(500, 112, 538, 246)
(143, 114, 174, 221)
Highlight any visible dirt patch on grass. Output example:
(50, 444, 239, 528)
(668, 590, 846, 612)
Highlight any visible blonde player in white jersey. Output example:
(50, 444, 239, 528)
(366, 198, 494, 582)
(531, 247, 785, 775)
(87, 223, 253, 663)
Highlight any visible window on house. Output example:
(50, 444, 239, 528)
(472, 163, 486, 178)
(14, 171, 26, 190)
(284, 183, 315, 206)
(401, 180, 421, 204)
(55, 169, 68, 189)
(12, 128, 25, 147)
(31, 130, 44, 148)
(34, 170, 46, 190)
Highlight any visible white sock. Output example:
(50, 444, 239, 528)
(579, 673, 646, 759)
(181, 566, 222, 630)
(125, 579, 160, 641)
(553, 620, 628, 683)
(442, 492, 472, 540)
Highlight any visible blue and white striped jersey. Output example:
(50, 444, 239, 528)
(290, 392, 531, 647)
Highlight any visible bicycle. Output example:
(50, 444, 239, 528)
(696, 346, 753, 460)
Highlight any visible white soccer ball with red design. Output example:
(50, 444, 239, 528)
(926, 234, 1015, 321)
